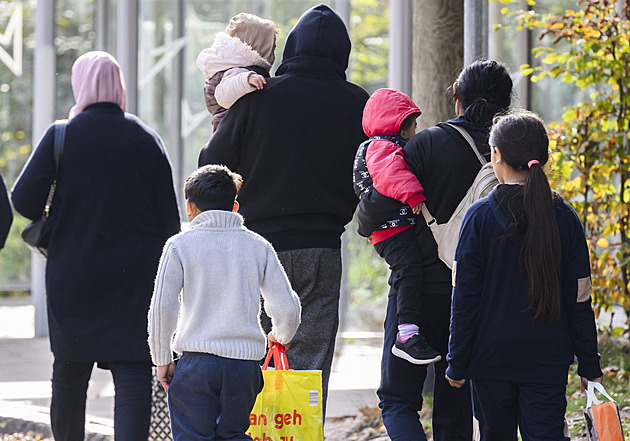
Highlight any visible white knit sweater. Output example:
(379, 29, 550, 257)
(148, 210, 301, 366)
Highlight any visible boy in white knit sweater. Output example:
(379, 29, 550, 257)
(148, 164, 301, 441)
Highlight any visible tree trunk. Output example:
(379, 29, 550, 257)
(412, 0, 464, 130)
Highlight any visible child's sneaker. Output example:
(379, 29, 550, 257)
(392, 333, 441, 365)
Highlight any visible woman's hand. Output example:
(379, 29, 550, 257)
(445, 374, 466, 388)
(157, 362, 177, 391)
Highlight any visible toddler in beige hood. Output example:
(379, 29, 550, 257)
(197, 13, 277, 132)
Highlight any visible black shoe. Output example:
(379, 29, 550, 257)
(392, 334, 442, 365)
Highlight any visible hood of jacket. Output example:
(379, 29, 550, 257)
(278, 4, 351, 72)
(362, 88, 421, 137)
(197, 33, 272, 80)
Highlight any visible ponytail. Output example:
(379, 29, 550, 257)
(490, 111, 562, 322)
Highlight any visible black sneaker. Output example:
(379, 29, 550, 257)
(392, 334, 442, 365)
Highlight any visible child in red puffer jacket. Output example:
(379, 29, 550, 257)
(353, 88, 440, 365)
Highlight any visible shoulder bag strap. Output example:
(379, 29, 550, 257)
(44, 120, 66, 218)
(53, 119, 67, 176)
(444, 123, 486, 165)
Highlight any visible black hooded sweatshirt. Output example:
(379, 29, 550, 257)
(199, 4, 369, 251)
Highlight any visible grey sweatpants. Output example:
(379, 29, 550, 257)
(261, 247, 341, 417)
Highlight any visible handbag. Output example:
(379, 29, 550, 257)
(247, 343, 324, 441)
(583, 381, 625, 441)
(21, 120, 66, 258)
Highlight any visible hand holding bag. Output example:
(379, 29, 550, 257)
(21, 121, 66, 258)
(583, 381, 625, 441)
(247, 343, 324, 441)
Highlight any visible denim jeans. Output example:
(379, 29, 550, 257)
(50, 359, 152, 441)
(167, 352, 263, 441)
(377, 289, 473, 441)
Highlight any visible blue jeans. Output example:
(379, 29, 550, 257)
(471, 379, 569, 441)
(377, 289, 473, 441)
(167, 352, 263, 441)
(51, 359, 152, 441)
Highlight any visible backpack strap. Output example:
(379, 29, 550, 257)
(420, 124, 487, 227)
(443, 123, 486, 165)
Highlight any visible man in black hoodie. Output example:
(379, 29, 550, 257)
(198, 4, 369, 413)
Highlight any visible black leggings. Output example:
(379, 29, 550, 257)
(51, 359, 152, 441)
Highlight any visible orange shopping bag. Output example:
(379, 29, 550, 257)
(247, 343, 323, 441)
(583, 381, 625, 441)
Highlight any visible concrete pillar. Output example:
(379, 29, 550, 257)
(412, 0, 464, 129)
(32, 0, 56, 337)
(117, 0, 138, 113)
(388, 0, 412, 95)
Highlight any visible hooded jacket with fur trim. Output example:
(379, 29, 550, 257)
(197, 31, 273, 129)
(353, 88, 424, 243)
(198, 4, 369, 252)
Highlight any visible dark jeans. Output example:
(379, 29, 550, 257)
(377, 289, 473, 441)
(471, 379, 569, 441)
(373, 228, 423, 326)
(260, 247, 341, 417)
(51, 359, 152, 441)
(167, 352, 263, 441)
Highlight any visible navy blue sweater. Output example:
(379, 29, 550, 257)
(446, 185, 602, 385)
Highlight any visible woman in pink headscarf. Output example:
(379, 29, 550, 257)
(12, 51, 181, 441)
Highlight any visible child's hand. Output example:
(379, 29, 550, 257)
(412, 202, 423, 215)
(267, 332, 291, 350)
(248, 73, 266, 90)
(580, 375, 603, 393)
(157, 362, 177, 391)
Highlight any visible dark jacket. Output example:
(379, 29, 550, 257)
(372, 116, 490, 294)
(446, 186, 602, 384)
(12, 103, 181, 362)
(0, 173, 12, 249)
(198, 4, 369, 252)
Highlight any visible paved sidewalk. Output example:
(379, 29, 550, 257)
(0, 299, 382, 439)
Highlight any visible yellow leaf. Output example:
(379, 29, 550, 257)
(597, 238, 609, 248)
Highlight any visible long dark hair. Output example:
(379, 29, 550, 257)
(489, 111, 563, 322)
(455, 60, 513, 127)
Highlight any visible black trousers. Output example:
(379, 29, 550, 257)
(374, 227, 424, 326)
(471, 379, 569, 441)
(51, 359, 152, 441)
(377, 288, 473, 441)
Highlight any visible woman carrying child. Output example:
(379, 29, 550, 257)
(445, 111, 603, 440)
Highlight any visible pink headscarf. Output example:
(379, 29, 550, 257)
(69, 51, 126, 119)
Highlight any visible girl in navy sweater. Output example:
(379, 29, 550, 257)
(445, 111, 603, 441)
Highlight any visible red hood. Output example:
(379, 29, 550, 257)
(362, 88, 421, 137)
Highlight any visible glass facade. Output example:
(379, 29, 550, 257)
(0, 1, 585, 331)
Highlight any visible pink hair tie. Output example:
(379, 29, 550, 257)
(527, 160, 540, 169)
